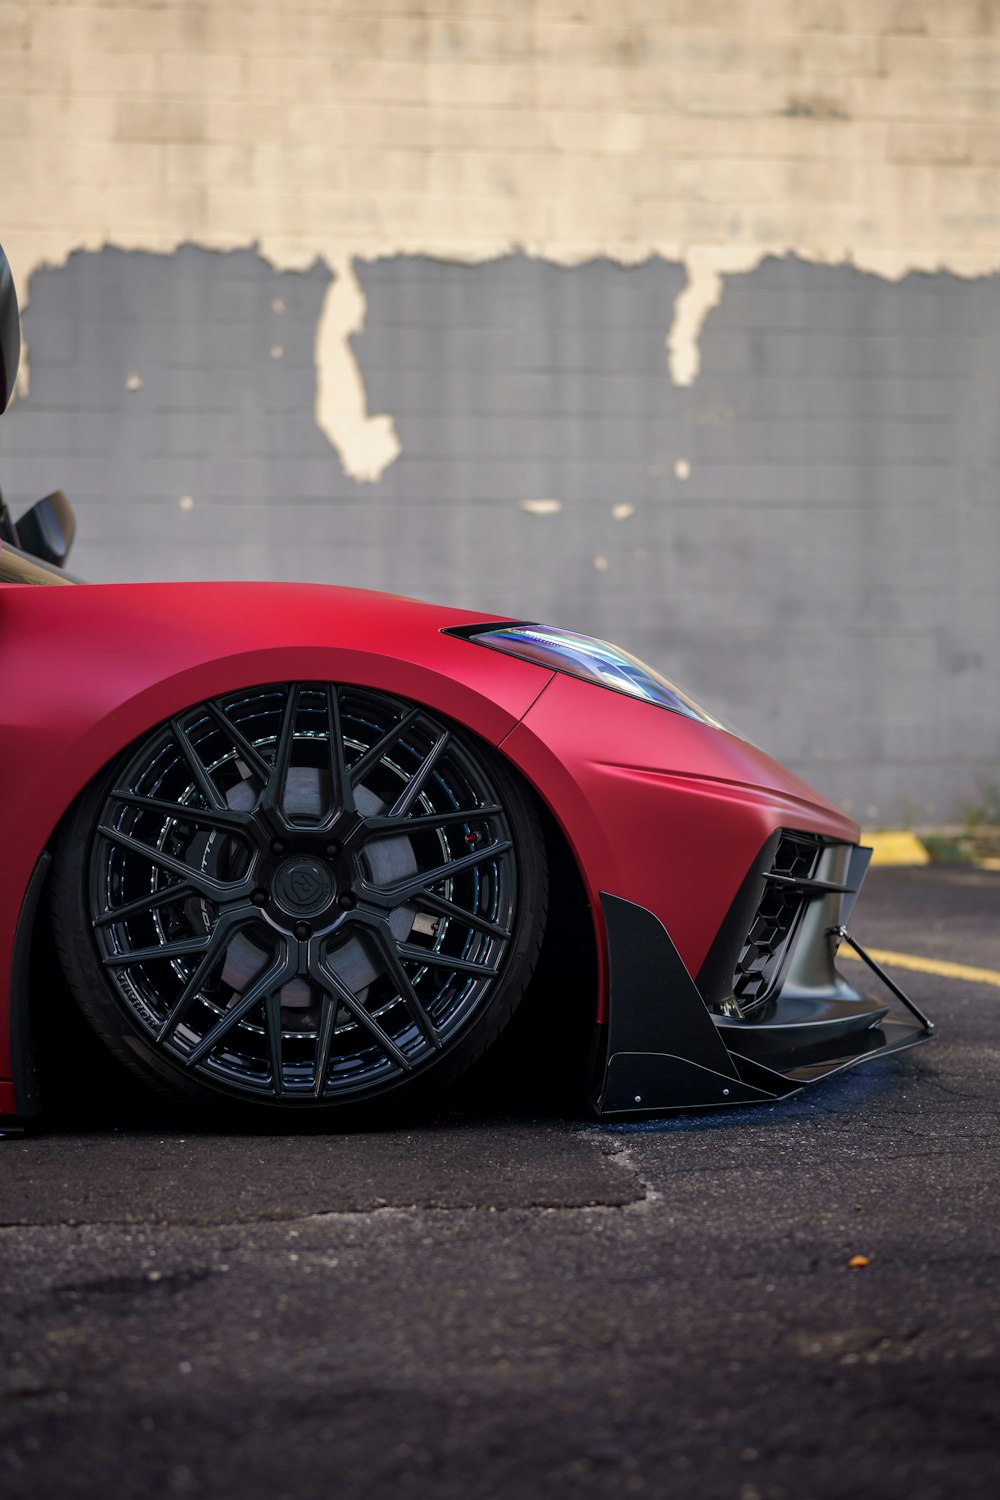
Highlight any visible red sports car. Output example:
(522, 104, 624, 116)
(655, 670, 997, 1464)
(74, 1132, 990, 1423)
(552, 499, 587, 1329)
(0, 243, 931, 1125)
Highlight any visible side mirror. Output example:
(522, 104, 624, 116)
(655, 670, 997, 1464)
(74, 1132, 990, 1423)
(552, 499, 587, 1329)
(0, 242, 20, 414)
(16, 491, 76, 568)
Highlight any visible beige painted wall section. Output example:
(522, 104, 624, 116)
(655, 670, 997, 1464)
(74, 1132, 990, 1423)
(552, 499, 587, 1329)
(4, 0, 1000, 476)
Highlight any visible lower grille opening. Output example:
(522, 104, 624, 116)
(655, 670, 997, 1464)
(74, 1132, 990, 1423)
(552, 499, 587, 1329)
(728, 833, 823, 1019)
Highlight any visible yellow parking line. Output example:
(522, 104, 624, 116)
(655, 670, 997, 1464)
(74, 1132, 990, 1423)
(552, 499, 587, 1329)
(841, 945, 1000, 989)
(866, 831, 930, 867)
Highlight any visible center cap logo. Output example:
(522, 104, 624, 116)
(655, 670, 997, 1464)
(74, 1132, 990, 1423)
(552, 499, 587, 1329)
(272, 856, 336, 917)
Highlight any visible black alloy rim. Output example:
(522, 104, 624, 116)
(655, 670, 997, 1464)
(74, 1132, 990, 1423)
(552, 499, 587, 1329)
(88, 683, 519, 1102)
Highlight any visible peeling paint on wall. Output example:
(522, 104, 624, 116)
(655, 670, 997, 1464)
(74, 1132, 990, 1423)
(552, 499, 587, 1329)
(7, 0, 1000, 460)
(9, 234, 1000, 471)
(667, 248, 765, 387)
(7, 235, 404, 484)
(314, 259, 401, 485)
(668, 265, 723, 388)
(665, 244, 1000, 391)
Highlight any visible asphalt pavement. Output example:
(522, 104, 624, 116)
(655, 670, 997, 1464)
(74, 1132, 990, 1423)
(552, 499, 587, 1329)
(1, 866, 998, 1500)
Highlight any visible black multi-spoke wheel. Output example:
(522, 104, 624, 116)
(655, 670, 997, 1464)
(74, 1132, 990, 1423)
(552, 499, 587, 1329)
(51, 683, 547, 1116)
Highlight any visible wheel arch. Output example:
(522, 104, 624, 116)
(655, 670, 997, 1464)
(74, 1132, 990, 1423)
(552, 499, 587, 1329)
(5, 661, 561, 1118)
(497, 790, 600, 1104)
(18, 643, 546, 838)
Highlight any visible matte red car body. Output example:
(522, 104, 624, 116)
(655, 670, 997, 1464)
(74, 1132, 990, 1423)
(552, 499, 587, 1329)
(507, 671, 859, 990)
(0, 576, 859, 1117)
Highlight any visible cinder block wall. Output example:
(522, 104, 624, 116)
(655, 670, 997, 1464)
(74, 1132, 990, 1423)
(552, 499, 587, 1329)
(2, 0, 999, 821)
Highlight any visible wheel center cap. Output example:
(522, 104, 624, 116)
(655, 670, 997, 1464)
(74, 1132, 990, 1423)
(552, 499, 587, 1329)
(272, 856, 336, 917)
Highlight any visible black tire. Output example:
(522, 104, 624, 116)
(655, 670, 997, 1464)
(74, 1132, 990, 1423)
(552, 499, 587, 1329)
(51, 682, 547, 1121)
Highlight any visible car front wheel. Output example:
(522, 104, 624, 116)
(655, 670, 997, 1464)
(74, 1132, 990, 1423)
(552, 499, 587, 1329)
(51, 681, 547, 1118)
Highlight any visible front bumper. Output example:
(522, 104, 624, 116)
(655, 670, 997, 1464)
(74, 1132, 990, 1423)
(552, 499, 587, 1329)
(591, 840, 932, 1118)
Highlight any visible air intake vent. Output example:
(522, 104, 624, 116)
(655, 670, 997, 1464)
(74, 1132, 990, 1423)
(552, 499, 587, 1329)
(731, 834, 823, 1016)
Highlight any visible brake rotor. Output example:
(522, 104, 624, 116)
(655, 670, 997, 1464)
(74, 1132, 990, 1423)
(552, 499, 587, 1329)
(213, 767, 418, 1028)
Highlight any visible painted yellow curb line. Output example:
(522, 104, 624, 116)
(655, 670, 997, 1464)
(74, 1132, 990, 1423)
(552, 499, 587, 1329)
(865, 832, 930, 867)
(841, 945, 1000, 989)
(863, 832, 1000, 871)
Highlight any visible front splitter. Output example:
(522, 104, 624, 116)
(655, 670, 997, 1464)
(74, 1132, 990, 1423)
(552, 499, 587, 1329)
(591, 893, 932, 1119)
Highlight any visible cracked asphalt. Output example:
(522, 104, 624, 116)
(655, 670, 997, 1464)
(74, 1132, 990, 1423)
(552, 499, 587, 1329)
(2, 866, 998, 1500)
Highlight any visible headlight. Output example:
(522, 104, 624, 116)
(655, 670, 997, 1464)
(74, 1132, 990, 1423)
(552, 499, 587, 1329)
(454, 622, 732, 732)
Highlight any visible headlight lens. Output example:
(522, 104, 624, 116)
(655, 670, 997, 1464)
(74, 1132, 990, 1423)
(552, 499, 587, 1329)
(460, 623, 732, 731)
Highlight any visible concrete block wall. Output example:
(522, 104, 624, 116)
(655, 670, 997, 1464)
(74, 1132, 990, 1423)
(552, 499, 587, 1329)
(2, 0, 999, 820)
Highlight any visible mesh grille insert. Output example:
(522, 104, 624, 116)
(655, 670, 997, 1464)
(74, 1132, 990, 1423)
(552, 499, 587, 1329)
(731, 834, 822, 1016)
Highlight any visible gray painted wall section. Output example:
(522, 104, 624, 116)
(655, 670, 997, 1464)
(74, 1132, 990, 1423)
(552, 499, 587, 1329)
(2, 246, 996, 822)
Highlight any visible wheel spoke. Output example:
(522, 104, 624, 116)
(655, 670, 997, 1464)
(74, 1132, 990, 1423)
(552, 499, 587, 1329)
(386, 730, 450, 818)
(363, 804, 502, 840)
(156, 908, 256, 1044)
(310, 952, 413, 1072)
(311, 993, 340, 1097)
(260, 683, 300, 821)
(348, 705, 421, 788)
(263, 991, 285, 1095)
(185, 947, 296, 1067)
(325, 685, 356, 817)
(93, 882, 196, 929)
(363, 840, 513, 908)
(169, 717, 228, 811)
(103, 934, 216, 969)
(96, 824, 253, 902)
(366, 925, 442, 1050)
(411, 889, 512, 941)
(204, 699, 272, 782)
(107, 790, 250, 833)
(396, 943, 499, 979)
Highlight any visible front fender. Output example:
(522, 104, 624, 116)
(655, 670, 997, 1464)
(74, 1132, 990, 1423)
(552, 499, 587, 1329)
(0, 581, 552, 1093)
